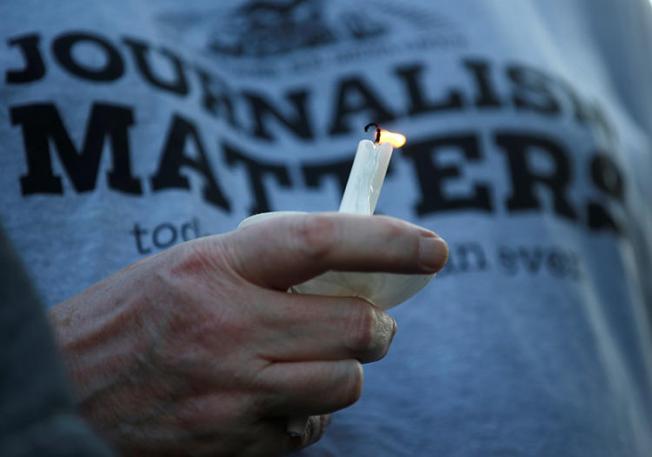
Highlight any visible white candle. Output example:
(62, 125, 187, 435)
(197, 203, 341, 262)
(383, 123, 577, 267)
(339, 127, 406, 215)
(339, 140, 393, 215)
(286, 125, 406, 439)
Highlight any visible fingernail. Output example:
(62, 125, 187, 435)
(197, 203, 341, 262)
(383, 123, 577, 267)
(305, 415, 327, 446)
(311, 415, 330, 443)
(287, 417, 308, 438)
(418, 235, 448, 273)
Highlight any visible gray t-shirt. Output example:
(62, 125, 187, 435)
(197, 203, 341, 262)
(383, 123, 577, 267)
(1, 0, 652, 455)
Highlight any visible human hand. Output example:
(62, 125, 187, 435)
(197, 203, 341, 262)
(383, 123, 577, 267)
(49, 213, 448, 456)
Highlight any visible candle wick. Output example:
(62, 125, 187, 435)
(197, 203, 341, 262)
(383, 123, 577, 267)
(364, 123, 382, 143)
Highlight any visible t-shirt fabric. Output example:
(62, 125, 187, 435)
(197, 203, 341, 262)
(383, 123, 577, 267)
(1, 1, 652, 455)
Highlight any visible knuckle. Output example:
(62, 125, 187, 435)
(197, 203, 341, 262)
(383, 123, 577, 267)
(340, 361, 364, 408)
(377, 215, 408, 237)
(293, 215, 338, 261)
(348, 304, 376, 352)
(380, 217, 421, 267)
(348, 303, 394, 361)
(169, 238, 220, 277)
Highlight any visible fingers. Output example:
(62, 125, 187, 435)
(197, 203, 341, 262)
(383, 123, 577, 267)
(255, 293, 396, 363)
(225, 212, 448, 290)
(259, 359, 363, 417)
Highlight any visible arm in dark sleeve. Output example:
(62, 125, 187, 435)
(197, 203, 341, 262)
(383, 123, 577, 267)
(0, 226, 113, 457)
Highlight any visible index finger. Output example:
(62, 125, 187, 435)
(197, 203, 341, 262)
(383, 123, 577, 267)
(223, 212, 448, 290)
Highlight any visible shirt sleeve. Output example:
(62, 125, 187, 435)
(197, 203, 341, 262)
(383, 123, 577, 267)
(0, 226, 114, 457)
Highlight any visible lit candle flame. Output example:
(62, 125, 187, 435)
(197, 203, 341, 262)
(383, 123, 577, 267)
(378, 129, 407, 148)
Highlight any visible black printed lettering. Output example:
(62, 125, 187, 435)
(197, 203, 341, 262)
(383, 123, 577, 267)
(243, 89, 313, 141)
(403, 133, 493, 216)
(587, 153, 624, 233)
(131, 218, 202, 254)
(556, 78, 592, 124)
(328, 76, 395, 135)
(11, 102, 141, 195)
(558, 87, 615, 142)
(130, 223, 151, 254)
(395, 63, 465, 115)
(495, 132, 577, 221)
(195, 66, 240, 128)
(517, 247, 545, 273)
(439, 242, 489, 277)
(152, 222, 178, 249)
(587, 102, 616, 143)
(151, 114, 230, 210)
(546, 248, 581, 279)
(498, 245, 581, 280)
(52, 32, 124, 82)
(507, 64, 561, 116)
(301, 159, 354, 197)
(6, 34, 46, 83)
(463, 59, 502, 108)
(180, 218, 201, 241)
(123, 38, 189, 96)
(223, 142, 292, 214)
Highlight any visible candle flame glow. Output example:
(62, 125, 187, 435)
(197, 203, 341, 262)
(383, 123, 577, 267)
(378, 129, 407, 148)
